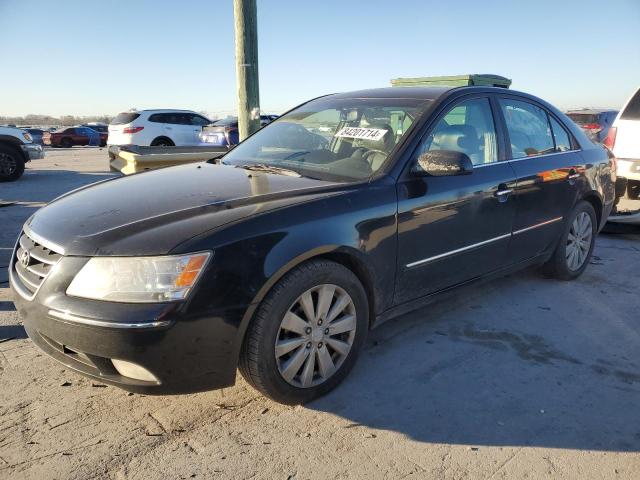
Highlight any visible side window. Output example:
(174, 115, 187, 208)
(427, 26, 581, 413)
(148, 114, 164, 123)
(499, 99, 554, 158)
(191, 115, 210, 126)
(549, 116, 572, 152)
(416, 97, 498, 166)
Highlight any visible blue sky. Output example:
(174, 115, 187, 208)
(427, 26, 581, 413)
(0, 0, 638, 117)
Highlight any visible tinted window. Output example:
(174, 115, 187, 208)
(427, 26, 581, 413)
(417, 97, 498, 166)
(148, 113, 166, 123)
(111, 112, 141, 125)
(190, 115, 210, 126)
(567, 113, 599, 125)
(549, 117, 572, 152)
(621, 88, 640, 120)
(499, 99, 554, 158)
(214, 117, 238, 127)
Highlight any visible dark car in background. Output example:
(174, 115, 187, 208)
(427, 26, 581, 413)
(11, 86, 614, 404)
(199, 114, 278, 147)
(566, 109, 618, 143)
(81, 124, 109, 134)
(43, 126, 108, 148)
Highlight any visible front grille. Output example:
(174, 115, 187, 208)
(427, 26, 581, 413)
(13, 231, 62, 298)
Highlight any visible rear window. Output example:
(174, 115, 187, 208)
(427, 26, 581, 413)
(111, 112, 141, 125)
(213, 117, 238, 127)
(621, 89, 640, 120)
(566, 113, 599, 125)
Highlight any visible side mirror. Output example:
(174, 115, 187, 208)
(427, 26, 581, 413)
(414, 150, 473, 177)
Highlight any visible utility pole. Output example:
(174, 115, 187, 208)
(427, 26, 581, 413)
(233, 0, 260, 141)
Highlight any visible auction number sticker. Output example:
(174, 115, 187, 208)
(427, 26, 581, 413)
(335, 127, 387, 142)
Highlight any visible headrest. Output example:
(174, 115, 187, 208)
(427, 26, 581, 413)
(432, 124, 480, 152)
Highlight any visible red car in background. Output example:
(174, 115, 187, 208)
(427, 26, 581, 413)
(43, 127, 108, 148)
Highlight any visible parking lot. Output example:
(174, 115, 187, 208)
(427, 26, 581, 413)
(1, 149, 640, 479)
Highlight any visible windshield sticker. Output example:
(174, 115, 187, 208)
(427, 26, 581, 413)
(335, 127, 387, 142)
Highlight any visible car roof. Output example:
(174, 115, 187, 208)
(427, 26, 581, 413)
(565, 108, 618, 115)
(329, 86, 454, 100)
(140, 109, 200, 113)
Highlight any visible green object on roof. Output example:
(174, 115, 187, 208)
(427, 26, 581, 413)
(391, 74, 512, 89)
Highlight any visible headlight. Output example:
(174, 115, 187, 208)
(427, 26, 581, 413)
(22, 132, 33, 142)
(66, 252, 211, 303)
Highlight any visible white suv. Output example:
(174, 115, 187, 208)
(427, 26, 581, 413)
(606, 87, 640, 223)
(108, 109, 211, 147)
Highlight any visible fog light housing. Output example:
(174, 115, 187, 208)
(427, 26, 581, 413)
(112, 359, 159, 382)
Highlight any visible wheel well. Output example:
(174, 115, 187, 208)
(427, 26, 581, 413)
(582, 194, 602, 226)
(151, 136, 174, 146)
(0, 141, 25, 161)
(313, 252, 377, 329)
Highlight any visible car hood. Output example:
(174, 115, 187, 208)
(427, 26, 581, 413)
(26, 163, 342, 256)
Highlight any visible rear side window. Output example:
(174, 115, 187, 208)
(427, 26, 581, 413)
(621, 88, 640, 120)
(190, 115, 211, 126)
(111, 112, 141, 125)
(549, 117, 572, 152)
(499, 99, 554, 158)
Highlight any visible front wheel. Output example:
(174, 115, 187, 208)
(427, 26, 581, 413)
(239, 260, 368, 404)
(0, 144, 25, 182)
(543, 201, 597, 280)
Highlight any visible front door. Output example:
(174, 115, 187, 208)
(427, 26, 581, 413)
(395, 96, 517, 304)
(495, 97, 582, 262)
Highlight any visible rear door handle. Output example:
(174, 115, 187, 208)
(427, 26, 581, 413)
(495, 184, 513, 202)
(568, 169, 580, 180)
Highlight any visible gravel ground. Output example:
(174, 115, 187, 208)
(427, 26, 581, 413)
(1, 148, 640, 479)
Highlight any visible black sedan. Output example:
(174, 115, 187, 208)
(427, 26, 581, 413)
(10, 86, 615, 404)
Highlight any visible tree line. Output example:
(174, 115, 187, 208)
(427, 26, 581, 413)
(0, 114, 113, 127)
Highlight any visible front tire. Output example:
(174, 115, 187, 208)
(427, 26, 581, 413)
(0, 144, 25, 182)
(543, 201, 597, 280)
(239, 260, 368, 405)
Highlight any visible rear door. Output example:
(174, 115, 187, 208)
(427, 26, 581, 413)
(395, 95, 517, 303)
(496, 96, 583, 262)
(613, 87, 640, 161)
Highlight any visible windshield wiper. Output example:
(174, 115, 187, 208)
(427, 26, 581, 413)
(236, 163, 301, 177)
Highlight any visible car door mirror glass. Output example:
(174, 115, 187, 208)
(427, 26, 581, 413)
(414, 150, 473, 176)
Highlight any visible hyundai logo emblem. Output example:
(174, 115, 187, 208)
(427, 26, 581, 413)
(19, 249, 30, 268)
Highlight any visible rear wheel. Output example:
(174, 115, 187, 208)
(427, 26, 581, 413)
(543, 201, 596, 280)
(239, 260, 368, 404)
(150, 137, 174, 147)
(0, 144, 25, 182)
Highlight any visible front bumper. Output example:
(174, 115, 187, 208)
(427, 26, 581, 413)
(617, 158, 640, 181)
(21, 143, 45, 161)
(9, 241, 242, 394)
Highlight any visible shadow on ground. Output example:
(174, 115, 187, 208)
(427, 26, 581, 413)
(308, 252, 640, 453)
(0, 324, 27, 341)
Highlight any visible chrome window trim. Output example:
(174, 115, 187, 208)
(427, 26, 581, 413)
(406, 216, 563, 268)
(472, 149, 580, 169)
(47, 309, 172, 329)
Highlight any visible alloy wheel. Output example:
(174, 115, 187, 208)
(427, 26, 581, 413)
(566, 211, 593, 271)
(275, 284, 357, 388)
(0, 152, 17, 176)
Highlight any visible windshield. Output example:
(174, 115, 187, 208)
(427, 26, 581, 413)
(221, 97, 428, 182)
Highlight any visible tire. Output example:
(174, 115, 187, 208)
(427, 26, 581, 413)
(543, 201, 597, 280)
(60, 137, 72, 148)
(627, 180, 640, 200)
(239, 260, 369, 405)
(150, 137, 174, 147)
(0, 144, 25, 182)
